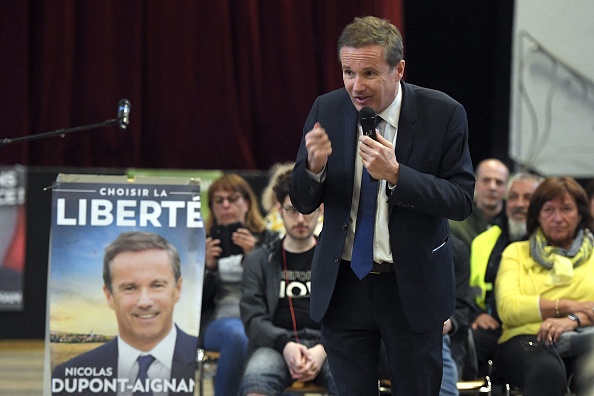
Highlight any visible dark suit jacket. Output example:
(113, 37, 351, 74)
(450, 235, 474, 338)
(290, 83, 475, 333)
(52, 326, 198, 395)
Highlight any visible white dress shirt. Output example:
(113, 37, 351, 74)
(342, 83, 402, 264)
(117, 325, 177, 396)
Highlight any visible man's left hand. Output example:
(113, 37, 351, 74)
(359, 133, 400, 185)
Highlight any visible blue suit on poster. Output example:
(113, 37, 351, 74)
(51, 326, 197, 396)
(289, 81, 475, 394)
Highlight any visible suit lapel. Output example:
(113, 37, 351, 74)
(105, 337, 119, 378)
(343, 105, 358, 181)
(396, 82, 417, 165)
(171, 326, 198, 383)
(103, 338, 119, 396)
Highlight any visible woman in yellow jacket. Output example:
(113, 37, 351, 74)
(495, 177, 594, 396)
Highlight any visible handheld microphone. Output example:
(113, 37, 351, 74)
(359, 106, 378, 182)
(359, 106, 377, 141)
(116, 99, 131, 130)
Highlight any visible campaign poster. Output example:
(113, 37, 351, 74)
(45, 174, 205, 396)
(126, 168, 224, 222)
(0, 165, 26, 311)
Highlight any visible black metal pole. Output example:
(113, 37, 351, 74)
(0, 119, 119, 147)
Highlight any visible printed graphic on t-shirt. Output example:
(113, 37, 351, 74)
(280, 269, 311, 298)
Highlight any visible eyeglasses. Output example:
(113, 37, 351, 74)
(213, 194, 243, 206)
(282, 205, 318, 218)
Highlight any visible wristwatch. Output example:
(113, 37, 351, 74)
(567, 313, 581, 331)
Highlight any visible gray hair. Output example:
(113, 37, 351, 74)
(506, 172, 545, 197)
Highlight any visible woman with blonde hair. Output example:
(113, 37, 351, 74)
(261, 162, 323, 237)
(261, 162, 296, 236)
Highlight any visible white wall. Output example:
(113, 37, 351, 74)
(510, 0, 594, 177)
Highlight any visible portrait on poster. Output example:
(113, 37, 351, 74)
(47, 177, 204, 395)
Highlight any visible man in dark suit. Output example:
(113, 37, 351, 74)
(52, 232, 198, 395)
(289, 16, 474, 395)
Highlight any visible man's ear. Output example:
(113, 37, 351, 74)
(175, 277, 183, 303)
(396, 59, 405, 79)
(103, 285, 115, 310)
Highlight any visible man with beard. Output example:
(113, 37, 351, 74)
(467, 172, 543, 378)
(450, 159, 510, 248)
(239, 169, 335, 395)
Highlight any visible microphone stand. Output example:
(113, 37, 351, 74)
(0, 119, 119, 147)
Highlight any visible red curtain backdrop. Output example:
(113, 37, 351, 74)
(0, 0, 403, 171)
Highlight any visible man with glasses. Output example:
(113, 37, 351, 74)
(239, 168, 335, 396)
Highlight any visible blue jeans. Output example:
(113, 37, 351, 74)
(240, 336, 336, 396)
(204, 317, 248, 396)
(441, 334, 459, 396)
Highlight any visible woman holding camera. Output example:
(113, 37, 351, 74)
(202, 173, 278, 395)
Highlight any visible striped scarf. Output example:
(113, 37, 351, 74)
(529, 227, 594, 285)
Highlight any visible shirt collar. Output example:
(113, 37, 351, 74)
(378, 81, 403, 130)
(117, 324, 177, 375)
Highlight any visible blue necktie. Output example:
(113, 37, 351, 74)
(351, 119, 380, 279)
(135, 355, 155, 396)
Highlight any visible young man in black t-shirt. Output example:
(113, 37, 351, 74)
(239, 169, 335, 396)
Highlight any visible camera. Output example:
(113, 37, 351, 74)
(209, 222, 243, 258)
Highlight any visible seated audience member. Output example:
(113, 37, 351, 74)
(261, 161, 322, 238)
(261, 162, 296, 237)
(495, 176, 594, 396)
(201, 173, 278, 396)
(468, 172, 543, 377)
(378, 235, 473, 396)
(239, 168, 335, 396)
(52, 232, 197, 396)
(449, 158, 509, 248)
